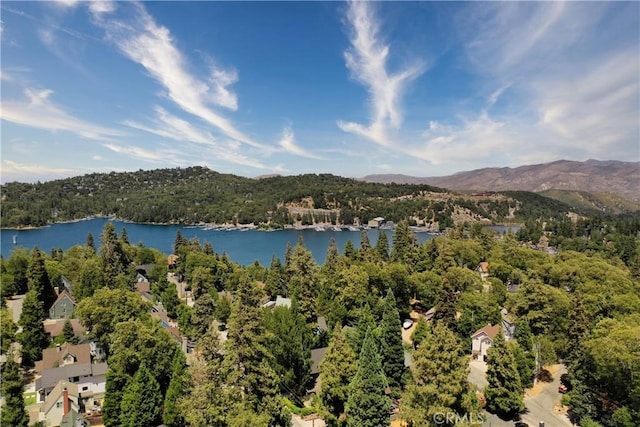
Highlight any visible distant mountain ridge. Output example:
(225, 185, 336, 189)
(363, 160, 640, 203)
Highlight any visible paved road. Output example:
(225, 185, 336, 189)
(521, 365, 573, 427)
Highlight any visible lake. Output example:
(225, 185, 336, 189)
(1, 218, 440, 266)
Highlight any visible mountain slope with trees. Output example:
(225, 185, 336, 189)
(1, 166, 598, 228)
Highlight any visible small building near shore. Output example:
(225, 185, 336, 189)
(368, 217, 385, 228)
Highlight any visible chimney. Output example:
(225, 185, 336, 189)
(62, 387, 70, 416)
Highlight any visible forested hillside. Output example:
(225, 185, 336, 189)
(1, 167, 587, 228)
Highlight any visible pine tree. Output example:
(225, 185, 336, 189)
(264, 304, 313, 398)
(100, 222, 130, 288)
(1, 307, 18, 355)
(484, 331, 525, 419)
(390, 221, 416, 264)
(265, 256, 286, 297)
(350, 304, 377, 356)
(345, 328, 390, 427)
(376, 231, 389, 261)
(380, 289, 405, 388)
(86, 232, 95, 252)
(433, 278, 458, 331)
(18, 290, 49, 366)
(324, 237, 340, 276)
(222, 275, 286, 425)
(120, 364, 163, 427)
(26, 247, 55, 310)
(343, 240, 356, 259)
(319, 327, 358, 426)
(513, 318, 535, 388)
(191, 292, 215, 337)
(62, 319, 79, 344)
(287, 241, 318, 325)
(0, 359, 29, 427)
(402, 323, 477, 425)
(163, 350, 187, 427)
(360, 231, 373, 261)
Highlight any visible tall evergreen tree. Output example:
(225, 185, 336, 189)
(222, 275, 286, 425)
(320, 327, 358, 426)
(86, 232, 95, 252)
(0, 359, 29, 427)
(402, 323, 478, 426)
(100, 222, 130, 288)
(163, 350, 187, 427)
(360, 231, 373, 261)
(264, 305, 312, 398)
(380, 289, 405, 388)
(376, 231, 389, 261)
(345, 328, 390, 427)
(26, 247, 55, 310)
(324, 238, 340, 276)
(1, 307, 18, 355)
(513, 318, 535, 388)
(18, 290, 49, 366)
(120, 363, 163, 427)
(351, 304, 377, 356)
(265, 256, 286, 297)
(343, 240, 356, 259)
(484, 331, 525, 419)
(433, 278, 458, 331)
(287, 241, 318, 325)
(390, 221, 416, 264)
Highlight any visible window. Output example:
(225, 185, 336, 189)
(82, 386, 88, 391)
(56, 402, 63, 408)
(71, 376, 79, 382)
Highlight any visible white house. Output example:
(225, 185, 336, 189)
(471, 323, 501, 361)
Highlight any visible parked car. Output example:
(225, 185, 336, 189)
(559, 384, 568, 393)
(402, 319, 414, 329)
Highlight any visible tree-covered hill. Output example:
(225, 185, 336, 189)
(1, 167, 585, 228)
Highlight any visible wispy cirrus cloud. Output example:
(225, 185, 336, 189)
(0, 159, 94, 184)
(93, 2, 265, 150)
(1, 87, 124, 141)
(278, 127, 323, 160)
(124, 106, 272, 169)
(414, 1, 639, 168)
(103, 142, 184, 164)
(337, 0, 425, 146)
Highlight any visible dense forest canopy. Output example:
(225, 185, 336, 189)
(2, 211, 639, 426)
(1, 166, 611, 228)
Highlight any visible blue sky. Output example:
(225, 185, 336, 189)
(1, 1, 638, 183)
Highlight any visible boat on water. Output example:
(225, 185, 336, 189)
(347, 226, 360, 231)
(332, 226, 342, 232)
(13, 235, 17, 245)
(315, 226, 326, 232)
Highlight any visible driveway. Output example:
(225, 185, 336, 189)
(468, 359, 488, 390)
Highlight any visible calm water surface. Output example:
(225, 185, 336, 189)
(1, 218, 441, 265)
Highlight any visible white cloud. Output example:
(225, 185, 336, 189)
(278, 127, 323, 160)
(94, 2, 265, 149)
(103, 142, 183, 164)
(92, 155, 106, 161)
(1, 87, 124, 140)
(125, 107, 273, 169)
(88, 1, 116, 17)
(1, 160, 78, 183)
(337, 0, 425, 146)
